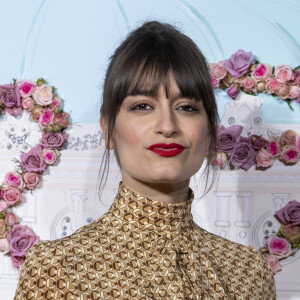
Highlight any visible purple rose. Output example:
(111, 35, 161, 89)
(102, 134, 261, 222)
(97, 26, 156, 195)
(225, 49, 253, 79)
(0, 84, 22, 116)
(20, 145, 47, 173)
(217, 125, 243, 153)
(250, 135, 269, 152)
(10, 254, 26, 268)
(7, 224, 40, 267)
(229, 137, 256, 170)
(267, 236, 292, 259)
(275, 200, 300, 226)
(227, 84, 240, 99)
(40, 131, 68, 150)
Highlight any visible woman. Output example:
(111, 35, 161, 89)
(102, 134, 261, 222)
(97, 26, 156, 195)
(14, 21, 276, 299)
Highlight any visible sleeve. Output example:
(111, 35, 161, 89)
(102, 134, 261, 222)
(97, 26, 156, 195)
(14, 241, 51, 300)
(249, 246, 277, 300)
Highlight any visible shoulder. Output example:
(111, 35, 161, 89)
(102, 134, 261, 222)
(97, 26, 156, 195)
(194, 224, 276, 298)
(25, 212, 111, 262)
(14, 214, 111, 299)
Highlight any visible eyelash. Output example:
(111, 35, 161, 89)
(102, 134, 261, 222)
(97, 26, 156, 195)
(129, 101, 199, 113)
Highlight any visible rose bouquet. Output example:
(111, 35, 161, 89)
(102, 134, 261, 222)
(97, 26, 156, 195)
(0, 78, 69, 269)
(215, 125, 300, 170)
(260, 200, 300, 274)
(210, 49, 300, 109)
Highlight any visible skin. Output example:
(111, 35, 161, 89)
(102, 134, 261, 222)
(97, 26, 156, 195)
(100, 75, 209, 204)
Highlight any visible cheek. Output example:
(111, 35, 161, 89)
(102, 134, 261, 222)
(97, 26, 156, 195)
(113, 118, 148, 150)
(186, 121, 208, 150)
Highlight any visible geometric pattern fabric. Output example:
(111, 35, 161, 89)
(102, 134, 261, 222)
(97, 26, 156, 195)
(14, 182, 276, 299)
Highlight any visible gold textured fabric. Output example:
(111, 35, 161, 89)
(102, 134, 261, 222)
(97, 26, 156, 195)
(15, 182, 276, 300)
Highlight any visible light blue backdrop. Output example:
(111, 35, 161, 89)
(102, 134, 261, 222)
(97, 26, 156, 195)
(0, 0, 299, 124)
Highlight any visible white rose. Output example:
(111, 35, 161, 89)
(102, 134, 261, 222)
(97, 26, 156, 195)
(33, 84, 53, 106)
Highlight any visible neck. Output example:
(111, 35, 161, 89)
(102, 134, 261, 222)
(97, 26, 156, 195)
(121, 175, 191, 204)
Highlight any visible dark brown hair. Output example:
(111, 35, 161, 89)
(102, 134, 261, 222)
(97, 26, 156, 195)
(99, 21, 219, 197)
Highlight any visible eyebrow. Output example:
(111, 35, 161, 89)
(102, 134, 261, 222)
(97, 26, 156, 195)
(127, 89, 184, 101)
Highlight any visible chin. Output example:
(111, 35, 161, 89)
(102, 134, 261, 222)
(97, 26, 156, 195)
(147, 170, 187, 183)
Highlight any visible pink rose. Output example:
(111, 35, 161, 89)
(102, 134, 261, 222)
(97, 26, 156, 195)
(267, 236, 292, 259)
(252, 63, 272, 81)
(5, 172, 22, 188)
(0, 200, 8, 212)
(53, 112, 69, 128)
(276, 83, 290, 99)
(42, 149, 58, 165)
(20, 145, 47, 173)
(21, 97, 35, 111)
(297, 137, 300, 152)
(281, 145, 300, 164)
(280, 224, 300, 243)
(217, 125, 243, 153)
(289, 84, 300, 99)
(280, 130, 297, 146)
(0, 220, 6, 237)
(23, 172, 40, 190)
(50, 96, 63, 109)
(215, 152, 227, 168)
(40, 131, 68, 150)
(210, 75, 219, 88)
(5, 213, 19, 226)
(265, 254, 282, 275)
(241, 77, 257, 93)
(33, 84, 53, 106)
(256, 148, 275, 168)
(224, 49, 253, 79)
(227, 84, 240, 99)
(39, 109, 54, 128)
(0, 238, 10, 253)
(229, 138, 256, 170)
(266, 78, 280, 94)
(256, 81, 266, 92)
(210, 61, 227, 80)
(275, 65, 293, 82)
(18, 80, 36, 97)
(7, 224, 40, 268)
(1, 187, 22, 206)
(276, 200, 300, 226)
(30, 106, 44, 122)
(269, 138, 280, 157)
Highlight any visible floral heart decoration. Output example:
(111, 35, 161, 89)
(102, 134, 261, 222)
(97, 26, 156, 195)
(0, 78, 69, 269)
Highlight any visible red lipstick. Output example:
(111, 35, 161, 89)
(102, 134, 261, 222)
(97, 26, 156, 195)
(148, 143, 185, 157)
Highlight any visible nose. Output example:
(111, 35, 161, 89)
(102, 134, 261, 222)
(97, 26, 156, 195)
(154, 105, 179, 138)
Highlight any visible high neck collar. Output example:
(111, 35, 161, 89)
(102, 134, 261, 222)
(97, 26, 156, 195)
(109, 182, 194, 235)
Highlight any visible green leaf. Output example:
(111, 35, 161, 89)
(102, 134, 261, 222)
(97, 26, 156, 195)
(293, 65, 300, 71)
(286, 99, 294, 111)
(36, 78, 46, 86)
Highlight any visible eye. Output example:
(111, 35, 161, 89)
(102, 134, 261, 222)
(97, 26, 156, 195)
(176, 105, 199, 113)
(129, 101, 154, 111)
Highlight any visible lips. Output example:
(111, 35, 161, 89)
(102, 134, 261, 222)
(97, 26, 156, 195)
(148, 143, 185, 157)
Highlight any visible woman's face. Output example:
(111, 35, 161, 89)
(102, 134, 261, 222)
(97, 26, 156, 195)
(101, 75, 209, 188)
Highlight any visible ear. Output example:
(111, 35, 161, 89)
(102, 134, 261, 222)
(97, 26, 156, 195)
(100, 116, 116, 150)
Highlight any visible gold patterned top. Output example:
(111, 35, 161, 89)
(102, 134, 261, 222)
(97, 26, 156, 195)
(14, 182, 276, 300)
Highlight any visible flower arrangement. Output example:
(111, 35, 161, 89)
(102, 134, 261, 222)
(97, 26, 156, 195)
(0, 78, 69, 269)
(260, 200, 300, 274)
(210, 49, 300, 110)
(215, 125, 300, 170)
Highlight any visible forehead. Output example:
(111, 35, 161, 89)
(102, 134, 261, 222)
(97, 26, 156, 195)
(127, 71, 182, 99)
